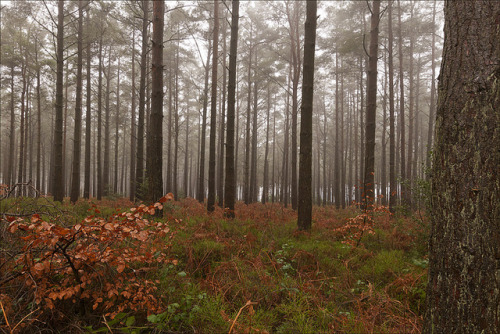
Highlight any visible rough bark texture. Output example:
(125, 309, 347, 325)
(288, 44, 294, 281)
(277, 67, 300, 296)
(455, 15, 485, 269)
(53, 0, 65, 202)
(297, 0, 316, 231)
(223, 0, 239, 218)
(424, 1, 500, 332)
(146, 0, 164, 204)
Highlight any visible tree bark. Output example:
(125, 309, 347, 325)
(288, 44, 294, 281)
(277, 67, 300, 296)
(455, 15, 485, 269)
(424, 1, 500, 332)
(217, 12, 227, 206)
(397, 0, 407, 206)
(97, 36, 103, 200)
(146, 0, 164, 204)
(388, 0, 396, 212)
(135, 0, 149, 200)
(425, 0, 437, 175)
(114, 57, 121, 194)
(362, 0, 380, 210)
(223, 0, 239, 217)
(84, 5, 92, 199)
(207, 0, 219, 212)
(129, 28, 137, 201)
(70, 0, 84, 203)
(197, 31, 212, 203)
(53, 0, 65, 202)
(297, 0, 317, 231)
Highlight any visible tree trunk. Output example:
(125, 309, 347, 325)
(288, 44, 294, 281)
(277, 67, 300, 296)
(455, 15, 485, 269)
(334, 54, 340, 209)
(223, 0, 239, 218)
(424, 1, 500, 332)
(36, 41, 41, 192)
(146, 0, 164, 204)
(70, 0, 84, 203)
(135, 0, 149, 200)
(207, 0, 219, 212)
(197, 32, 212, 203)
(173, 28, 180, 200)
(53, 0, 65, 202)
(297, 0, 317, 231)
(244, 25, 252, 205)
(217, 12, 227, 206)
(84, 5, 92, 199)
(8, 65, 15, 186)
(114, 57, 121, 194)
(426, 0, 437, 175)
(97, 36, 103, 200)
(397, 0, 406, 207)
(250, 47, 258, 203)
(103, 47, 112, 197)
(262, 84, 270, 204)
(362, 0, 380, 210)
(388, 0, 396, 212)
(129, 28, 137, 201)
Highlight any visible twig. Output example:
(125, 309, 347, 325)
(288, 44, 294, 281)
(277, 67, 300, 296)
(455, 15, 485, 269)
(228, 300, 257, 334)
(0, 300, 11, 331)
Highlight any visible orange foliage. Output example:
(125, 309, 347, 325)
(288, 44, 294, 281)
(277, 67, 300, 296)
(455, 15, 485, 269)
(2, 196, 176, 322)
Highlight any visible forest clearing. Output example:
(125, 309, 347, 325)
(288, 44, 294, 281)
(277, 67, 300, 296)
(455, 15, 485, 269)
(1, 0, 499, 333)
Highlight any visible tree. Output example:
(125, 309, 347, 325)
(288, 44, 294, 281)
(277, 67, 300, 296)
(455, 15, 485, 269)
(223, 0, 239, 218)
(297, 0, 317, 231)
(207, 0, 219, 212)
(362, 0, 380, 210)
(70, 0, 84, 204)
(135, 0, 149, 201)
(146, 0, 163, 203)
(83, 4, 92, 199)
(424, 1, 500, 332)
(388, 0, 396, 212)
(52, 0, 65, 202)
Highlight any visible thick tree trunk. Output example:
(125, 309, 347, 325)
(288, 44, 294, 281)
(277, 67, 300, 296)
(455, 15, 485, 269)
(424, 1, 500, 332)
(53, 0, 65, 202)
(70, 1, 84, 203)
(223, 0, 239, 217)
(362, 0, 380, 210)
(297, 0, 317, 230)
(146, 0, 164, 204)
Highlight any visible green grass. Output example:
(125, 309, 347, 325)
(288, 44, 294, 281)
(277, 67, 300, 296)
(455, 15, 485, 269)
(1, 197, 428, 333)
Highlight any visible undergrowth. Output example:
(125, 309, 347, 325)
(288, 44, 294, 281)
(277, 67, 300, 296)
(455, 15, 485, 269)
(1, 195, 428, 333)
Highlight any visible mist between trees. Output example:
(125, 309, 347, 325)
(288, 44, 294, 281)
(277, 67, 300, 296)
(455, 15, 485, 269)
(0, 0, 442, 212)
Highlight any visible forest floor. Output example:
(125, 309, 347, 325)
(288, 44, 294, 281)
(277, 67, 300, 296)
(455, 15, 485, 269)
(0, 195, 428, 333)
